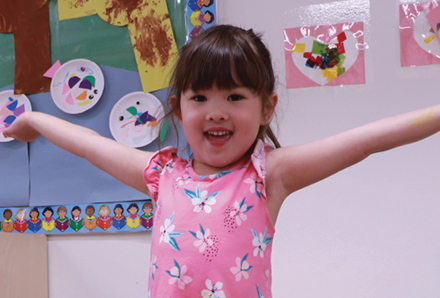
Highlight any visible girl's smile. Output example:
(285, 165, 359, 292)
(176, 85, 275, 176)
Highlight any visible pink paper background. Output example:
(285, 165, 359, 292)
(400, 2, 440, 67)
(284, 22, 365, 89)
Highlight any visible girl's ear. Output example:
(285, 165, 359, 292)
(261, 92, 278, 125)
(170, 96, 182, 123)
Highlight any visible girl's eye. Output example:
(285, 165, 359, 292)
(192, 96, 207, 102)
(228, 94, 244, 101)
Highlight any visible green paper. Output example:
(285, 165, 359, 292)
(160, 119, 171, 141)
(312, 40, 326, 55)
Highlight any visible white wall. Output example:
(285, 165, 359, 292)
(48, 0, 440, 297)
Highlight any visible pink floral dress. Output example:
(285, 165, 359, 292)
(144, 140, 275, 298)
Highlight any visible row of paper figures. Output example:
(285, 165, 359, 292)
(0, 59, 165, 147)
(284, 2, 440, 88)
(0, 201, 153, 235)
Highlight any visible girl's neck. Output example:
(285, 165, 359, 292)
(192, 154, 249, 176)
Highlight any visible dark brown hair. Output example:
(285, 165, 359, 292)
(166, 24, 280, 148)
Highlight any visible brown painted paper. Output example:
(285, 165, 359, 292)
(0, 0, 51, 94)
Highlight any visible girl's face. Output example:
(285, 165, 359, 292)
(176, 85, 275, 175)
(72, 209, 81, 217)
(17, 211, 26, 220)
(44, 210, 52, 218)
(100, 208, 109, 216)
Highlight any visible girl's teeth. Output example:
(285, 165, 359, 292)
(209, 131, 229, 136)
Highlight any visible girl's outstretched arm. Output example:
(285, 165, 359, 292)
(265, 105, 440, 218)
(3, 112, 153, 196)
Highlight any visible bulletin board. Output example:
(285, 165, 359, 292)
(0, 0, 217, 234)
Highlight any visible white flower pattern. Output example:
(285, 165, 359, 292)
(184, 184, 221, 214)
(252, 227, 273, 258)
(229, 197, 254, 226)
(201, 279, 226, 298)
(166, 260, 192, 290)
(230, 254, 253, 281)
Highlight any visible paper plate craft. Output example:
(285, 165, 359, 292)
(0, 90, 32, 142)
(284, 22, 365, 88)
(400, 2, 440, 67)
(50, 59, 105, 114)
(109, 92, 164, 148)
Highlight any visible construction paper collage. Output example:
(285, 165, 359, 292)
(0, 0, 216, 235)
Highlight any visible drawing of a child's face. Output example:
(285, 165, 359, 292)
(114, 207, 123, 215)
(72, 209, 81, 217)
(143, 204, 152, 215)
(3, 210, 12, 220)
(99, 206, 110, 216)
(86, 206, 95, 216)
(128, 206, 138, 215)
(16, 210, 26, 220)
(58, 210, 66, 218)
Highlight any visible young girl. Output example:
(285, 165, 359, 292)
(3, 25, 440, 297)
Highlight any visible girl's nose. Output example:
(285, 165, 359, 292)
(206, 109, 229, 121)
(206, 103, 229, 121)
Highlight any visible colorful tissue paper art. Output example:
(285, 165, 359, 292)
(400, 2, 440, 67)
(284, 22, 366, 88)
(0, 90, 32, 142)
(50, 59, 105, 114)
(57, 0, 178, 93)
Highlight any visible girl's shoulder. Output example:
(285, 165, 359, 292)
(143, 146, 189, 201)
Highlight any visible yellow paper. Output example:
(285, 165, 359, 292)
(424, 35, 435, 44)
(95, 0, 129, 26)
(60, 0, 178, 93)
(322, 68, 338, 81)
(127, 0, 178, 93)
(58, 0, 97, 21)
(292, 43, 306, 53)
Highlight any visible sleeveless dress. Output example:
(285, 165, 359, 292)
(144, 140, 275, 298)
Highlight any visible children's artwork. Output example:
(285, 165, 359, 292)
(109, 92, 165, 148)
(186, 0, 217, 42)
(0, 0, 51, 94)
(400, 2, 440, 67)
(0, 90, 32, 142)
(57, 0, 178, 93)
(284, 22, 366, 88)
(50, 59, 105, 114)
(57, 0, 97, 20)
(0, 200, 154, 235)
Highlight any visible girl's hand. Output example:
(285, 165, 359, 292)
(2, 112, 41, 142)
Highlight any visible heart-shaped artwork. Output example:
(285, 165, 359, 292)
(291, 31, 359, 86)
(284, 22, 365, 89)
(413, 10, 440, 57)
(400, 2, 440, 67)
